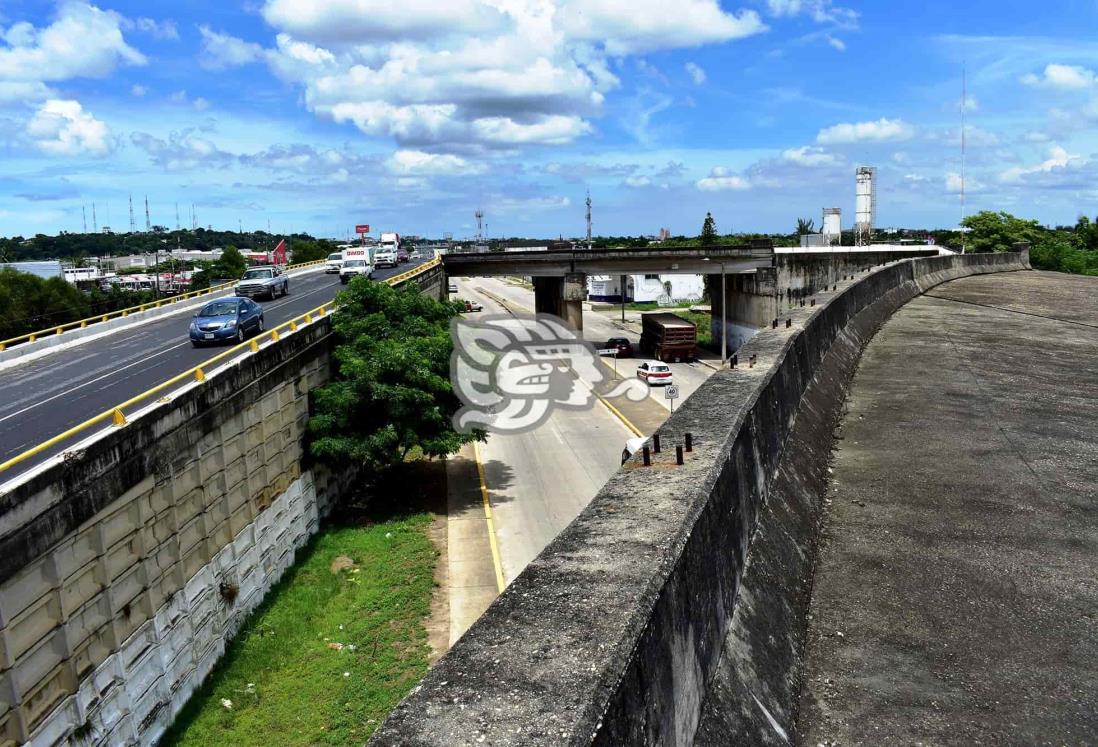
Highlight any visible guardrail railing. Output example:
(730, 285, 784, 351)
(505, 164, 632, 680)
(0, 259, 328, 352)
(0, 258, 440, 477)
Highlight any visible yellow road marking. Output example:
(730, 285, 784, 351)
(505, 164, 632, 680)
(474, 441, 507, 593)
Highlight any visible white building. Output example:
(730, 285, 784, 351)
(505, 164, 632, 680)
(588, 273, 706, 304)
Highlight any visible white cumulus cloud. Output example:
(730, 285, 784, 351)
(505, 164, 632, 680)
(0, 3, 145, 95)
(27, 99, 112, 156)
(198, 26, 266, 70)
(259, 0, 765, 152)
(1000, 145, 1080, 183)
(816, 117, 914, 144)
(385, 149, 484, 175)
(685, 62, 706, 85)
(782, 145, 841, 166)
(1021, 64, 1096, 90)
(696, 167, 749, 191)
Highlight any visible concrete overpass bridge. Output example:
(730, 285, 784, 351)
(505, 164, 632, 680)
(3, 246, 1095, 745)
(443, 243, 940, 351)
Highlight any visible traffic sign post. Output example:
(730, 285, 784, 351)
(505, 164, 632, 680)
(597, 348, 619, 376)
(665, 384, 680, 412)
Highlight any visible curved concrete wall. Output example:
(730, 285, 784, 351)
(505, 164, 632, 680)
(371, 249, 1031, 746)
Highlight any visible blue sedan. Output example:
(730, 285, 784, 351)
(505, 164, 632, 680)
(189, 298, 264, 347)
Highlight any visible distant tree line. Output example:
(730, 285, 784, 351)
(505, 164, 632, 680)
(0, 228, 336, 265)
(0, 269, 158, 341)
(961, 211, 1098, 275)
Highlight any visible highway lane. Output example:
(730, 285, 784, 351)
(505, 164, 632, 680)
(452, 278, 634, 587)
(0, 258, 431, 482)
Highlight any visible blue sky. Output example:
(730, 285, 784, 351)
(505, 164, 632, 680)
(1, 0, 1097, 240)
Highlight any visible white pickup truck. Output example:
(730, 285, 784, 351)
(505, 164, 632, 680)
(234, 265, 288, 300)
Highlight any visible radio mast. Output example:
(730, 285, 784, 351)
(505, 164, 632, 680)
(145, 195, 151, 232)
(82, 205, 87, 233)
(175, 203, 180, 231)
(92, 203, 98, 233)
(960, 65, 967, 254)
(128, 194, 136, 234)
(585, 190, 592, 251)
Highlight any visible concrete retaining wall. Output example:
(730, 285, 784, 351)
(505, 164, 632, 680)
(709, 247, 938, 355)
(370, 249, 1030, 746)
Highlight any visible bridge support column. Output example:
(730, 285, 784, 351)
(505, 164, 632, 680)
(709, 268, 778, 354)
(533, 277, 563, 317)
(562, 272, 587, 333)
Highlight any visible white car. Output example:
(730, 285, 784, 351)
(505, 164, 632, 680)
(325, 252, 343, 273)
(339, 259, 373, 284)
(637, 361, 673, 386)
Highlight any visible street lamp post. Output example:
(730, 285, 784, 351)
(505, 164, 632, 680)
(704, 257, 728, 367)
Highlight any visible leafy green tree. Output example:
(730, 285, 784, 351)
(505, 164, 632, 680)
(308, 279, 482, 471)
(700, 212, 717, 245)
(961, 211, 1045, 253)
(289, 240, 328, 264)
(215, 245, 247, 279)
(796, 217, 816, 235)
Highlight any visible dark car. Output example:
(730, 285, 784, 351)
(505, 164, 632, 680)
(397, 248, 410, 263)
(189, 298, 264, 347)
(603, 337, 634, 358)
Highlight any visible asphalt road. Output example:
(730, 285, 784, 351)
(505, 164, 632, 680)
(0, 258, 432, 482)
(452, 277, 634, 587)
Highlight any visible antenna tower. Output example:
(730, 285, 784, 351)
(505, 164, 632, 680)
(82, 205, 87, 234)
(960, 65, 967, 254)
(475, 208, 484, 243)
(175, 203, 180, 231)
(585, 190, 593, 250)
(145, 195, 151, 232)
(92, 203, 98, 233)
(128, 194, 136, 234)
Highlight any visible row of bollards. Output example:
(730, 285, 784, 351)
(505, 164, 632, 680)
(640, 431, 694, 467)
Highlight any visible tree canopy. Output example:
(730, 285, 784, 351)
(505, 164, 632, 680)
(308, 278, 482, 471)
(700, 212, 718, 245)
(962, 210, 1098, 276)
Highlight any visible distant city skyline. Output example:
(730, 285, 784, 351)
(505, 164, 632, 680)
(0, 1, 1096, 239)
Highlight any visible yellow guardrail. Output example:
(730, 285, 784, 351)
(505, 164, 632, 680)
(0, 259, 328, 352)
(0, 258, 440, 476)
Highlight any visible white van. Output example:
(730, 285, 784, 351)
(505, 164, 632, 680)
(325, 252, 344, 274)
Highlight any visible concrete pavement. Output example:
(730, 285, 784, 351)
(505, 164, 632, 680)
(798, 270, 1098, 744)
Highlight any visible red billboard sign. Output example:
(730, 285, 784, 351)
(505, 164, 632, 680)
(355, 224, 370, 234)
(272, 239, 288, 265)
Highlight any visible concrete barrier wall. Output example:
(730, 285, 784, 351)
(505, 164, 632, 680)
(710, 248, 939, 354)
(371, 249, 1031, 746)
(0, 317, 348, 746)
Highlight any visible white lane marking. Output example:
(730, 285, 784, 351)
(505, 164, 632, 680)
(0, 280, 339, 426)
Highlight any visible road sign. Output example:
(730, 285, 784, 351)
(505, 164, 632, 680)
(596, 348, 619, 356)
(355, 224, 370, 234)
(665, 385, 679, 400)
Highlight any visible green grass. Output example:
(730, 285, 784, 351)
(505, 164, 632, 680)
(160, 510, 437, 747)
(674, 310, 716, 350)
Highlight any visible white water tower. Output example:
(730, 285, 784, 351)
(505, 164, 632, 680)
(855, 166, 876, 246)
(822, 208, 841, 245)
